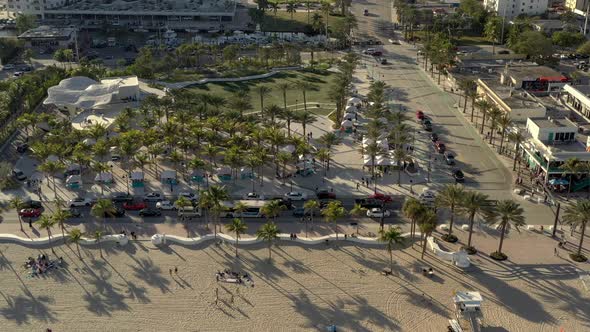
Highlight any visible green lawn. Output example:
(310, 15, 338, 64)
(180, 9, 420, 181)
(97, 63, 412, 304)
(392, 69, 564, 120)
(262, 11, 343, 33)
(188, 69, 338, 115)
(412, 31, 493, 47)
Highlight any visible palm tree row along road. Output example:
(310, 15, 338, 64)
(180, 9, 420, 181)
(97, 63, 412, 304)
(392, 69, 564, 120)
(349, 0, 558, 226)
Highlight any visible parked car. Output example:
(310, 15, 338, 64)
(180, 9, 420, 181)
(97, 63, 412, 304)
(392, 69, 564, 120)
(453, 169, 465, 183)
(429, 133, 438, 142)
(244, 192, 264, 200)
(178, 192, 198, 201)
(19, 208, 41, 218)
(271, 197, 294, 210)
(16, 143, 28, 153)
(105, 207, 126, 218)
(434, 141, 446, 153)
(110, 192, 133, 202)
(371, 51, 383, 57)
(68, 197, 92, 207)
(12, 168, 26, 181)
(22, 199, 43, 209)
(156, 200, 176, 210)
(422, 119, 432, 131)
(354, 198, 382, 209)
(143, 192, 163, 201)
(444, 151, 455, 165)
(123, 202, 147, 210)
(64, 208, 82, 218)
(139, 208, 161, 217)
(284, 192, 307, 201)
(2, 64, 15, 70)
(13, 71, 23, 77)
(292, 207, 316, 217)
(419, 189, 436, 203)
(366, 208, 391, 218)
(177, 206, 202, 218)
(416, 110, 425, 120)
(362, 48, 376, 54)
(369, 192, 393, 203)
(316, 189, 336, 199)
(380, 58, 388, 65)
(388, 39, 401, 45)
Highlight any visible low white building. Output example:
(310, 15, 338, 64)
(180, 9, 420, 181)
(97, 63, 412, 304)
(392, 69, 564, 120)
(484, 0, 549, 19)
(562, 84, 590, 121)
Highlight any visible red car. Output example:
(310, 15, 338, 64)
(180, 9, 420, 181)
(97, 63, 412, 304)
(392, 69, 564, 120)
(123, 202, 147, 210)
(369, 192, 393, 203)
(416, 110, 425, 120)
(19, 208, 41, 218)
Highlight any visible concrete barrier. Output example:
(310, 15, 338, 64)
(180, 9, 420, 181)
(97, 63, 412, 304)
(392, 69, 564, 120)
(0, 233, 128, 246)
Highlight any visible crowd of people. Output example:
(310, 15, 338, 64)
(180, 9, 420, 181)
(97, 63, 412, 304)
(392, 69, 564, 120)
(25, 254, 63, 277)
(215, 269, 254, 287)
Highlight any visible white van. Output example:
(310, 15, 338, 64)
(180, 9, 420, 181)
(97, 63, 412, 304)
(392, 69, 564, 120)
(177, 206, 202, 218)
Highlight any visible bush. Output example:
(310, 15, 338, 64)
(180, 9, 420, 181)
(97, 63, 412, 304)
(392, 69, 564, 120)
(441, 234, 458, 243)
(462, 246, 477, 255)
(490, 251, 507, 261)
(569, 253, 588, 262)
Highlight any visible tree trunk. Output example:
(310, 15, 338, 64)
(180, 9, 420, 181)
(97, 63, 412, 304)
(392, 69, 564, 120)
(577, 221, 587, 255)
(235, 234, 239, 257)
(17, 216, 23, 231)
(467, 212, 475, 247)
(448, 205, 455, 235)
(513, 146, 519, 171)
(76, 243, 82, 259)
(498, 222, 506, 254)
(389, 247, 393, 271)
(268, 242, 272, 260)
(421, 236, 428, 259)
(463, 95, 467, 113)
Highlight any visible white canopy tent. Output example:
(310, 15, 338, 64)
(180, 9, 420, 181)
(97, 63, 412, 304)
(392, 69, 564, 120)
(94, 172, 113, 183)
(279, 145, 296, 154)
(343, 112, 355, 120)
(453, 291, 482, 312)
(347, 97, 361, 105)
(341, 119, 353, 128)
(345, 105, 357, 113)
(131, 171, 144, 181)
(160, 170, 177, 181)
(66, 174, 82, 184)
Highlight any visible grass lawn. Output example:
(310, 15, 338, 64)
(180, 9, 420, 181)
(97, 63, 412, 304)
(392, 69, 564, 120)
(412, 30, 493, 47)
(262, 11, 343, 33)
(188, 69, 338, 115)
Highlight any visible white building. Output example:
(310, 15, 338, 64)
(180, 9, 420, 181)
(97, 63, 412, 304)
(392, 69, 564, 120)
(484, 0, 549, 19)
(562, 84, 590, 120)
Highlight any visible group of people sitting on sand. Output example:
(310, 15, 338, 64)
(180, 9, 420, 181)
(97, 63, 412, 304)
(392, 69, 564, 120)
(215, 269, 254, 287)
(25, 254, 63, 277)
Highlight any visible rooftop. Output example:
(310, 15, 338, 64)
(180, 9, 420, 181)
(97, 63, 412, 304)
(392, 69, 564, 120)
(46, 0, 236, 14)
(18, 25, 75, 39)
(479, 79, 545, 111)
(529, 117, 577, 129)
(505, 65, 563, 81)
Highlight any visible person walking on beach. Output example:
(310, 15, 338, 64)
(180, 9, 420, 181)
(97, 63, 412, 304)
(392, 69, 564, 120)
(174, 266, 178, 274)
(169, 269, 173, 275)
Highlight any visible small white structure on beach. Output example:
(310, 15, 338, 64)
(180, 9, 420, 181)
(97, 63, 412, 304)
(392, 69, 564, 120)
(452, 291, 483, 332)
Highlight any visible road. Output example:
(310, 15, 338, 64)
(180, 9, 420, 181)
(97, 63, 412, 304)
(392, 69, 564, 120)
(350, 0, 556, 225)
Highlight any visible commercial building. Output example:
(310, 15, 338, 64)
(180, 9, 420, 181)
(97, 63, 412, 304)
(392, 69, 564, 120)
(501, 65, 568, 93)
(483, 0, 549, 19)
(565, 0, 589, 14)
(561, 84, 590, 120)
(5, 0, 237, 24)
(17, 25, 76, 48)
(520, 117, 590, 191)
(476, 78, 547, 121)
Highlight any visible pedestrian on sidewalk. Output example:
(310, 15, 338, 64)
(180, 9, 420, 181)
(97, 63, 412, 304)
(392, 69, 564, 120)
(28, 218, 32, 228)
(554, 247, 558, 256)
(356, 182, 360, 190)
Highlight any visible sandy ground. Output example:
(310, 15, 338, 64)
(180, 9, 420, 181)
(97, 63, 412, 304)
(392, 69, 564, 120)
(0, 228, 588, 332)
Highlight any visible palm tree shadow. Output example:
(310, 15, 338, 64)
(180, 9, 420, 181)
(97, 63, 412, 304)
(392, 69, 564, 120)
(128, 257, 171, 293)
(0, 287, 58, 325)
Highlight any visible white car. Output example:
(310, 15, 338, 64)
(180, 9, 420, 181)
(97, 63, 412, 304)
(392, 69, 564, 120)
(156, 200, 176, 210)
(366, 208, 391, 218)
(284, 192, 307, 201)
(144, 192, 163, 201)
(68, 197, 92, 207)
(419, 189, 436, 203)
(244, 192, 264, 200)
(178, 192, 198, 201)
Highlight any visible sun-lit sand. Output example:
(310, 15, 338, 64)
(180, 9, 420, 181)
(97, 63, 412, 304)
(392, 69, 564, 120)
(0, 228, 588, 331)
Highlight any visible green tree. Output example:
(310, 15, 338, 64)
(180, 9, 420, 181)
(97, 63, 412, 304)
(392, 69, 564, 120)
(52, 208, 71, 244)
(93, 230, 104, 259)
(418, 210, 437, 259)
(552, 31, 586, 48)
(91, 198, 116, 230)
(577, 41, 590, 56)
(202, 185, 230, 237)
(459, 191, 495, 253)
(255, 85, 272, 120)
(261, 199, 286, 221)
(508, 130, 525, 171)
(36, 215, 57, 254)
(303, 199, 320, 236)
(435, 184, 465, 242)
(256, 221, 281, 261)
(286, 1, 297, 20)
(38, 160, 65, 200)
(402, 198, 426, 241)
(349, 203, 367, 235)
(318, 132, 341, 171)
(16, 14, 37, 33)
(321, 200, 346, 239)
(378, 226, 405, 272)
(484, 16, 504, 53)
(562, 200, 590, 261)
(485, 200, 525, 260)
(68, 228, 84, 259)
(511, 31, 553, 59)
(9, 196, 24, 231)
(226, 218, 248, 257)
(293, 110, 317, 137)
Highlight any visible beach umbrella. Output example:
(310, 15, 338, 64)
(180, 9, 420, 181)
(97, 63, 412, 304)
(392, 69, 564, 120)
(345, 105, 357, 112)
(341, 119, 353, 128)
(348, 97, 361, 104)
(344, 112, 355, 120)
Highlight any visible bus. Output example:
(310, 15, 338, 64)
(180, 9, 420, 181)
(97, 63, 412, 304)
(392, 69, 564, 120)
(219, 200, 266, 218)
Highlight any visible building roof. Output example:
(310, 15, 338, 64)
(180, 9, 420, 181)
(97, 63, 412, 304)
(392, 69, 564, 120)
(18, 25, 75, 39)
(478, 79, 546, 111)
(533, 19, 567, 30)
(43, 75, 138, 110)
(505, 65, 563, 81)
(528, 117, 577, 129)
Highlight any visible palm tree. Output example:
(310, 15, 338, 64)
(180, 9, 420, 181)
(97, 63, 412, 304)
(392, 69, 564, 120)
(497, 114, 512, 153)
(562, 200, 590, 262)
(487, 107, 503, 145)
(305, 0, 312, 24)
(265, 104, 283, 124)
(38, 160, 65, 200)
(91, 198, 116, 230)
(321, 200, 346, 239)
(36, 215, 57, 254)
(52, 208, 71, 243)
(321, 1, 331, 39)
(475, 99, 493, 135)
(9, 196, 24, 231)
(459, 191, 495, 254)
(261, 199, 286, 222)
(286, 1, 297, 20)
(508, 130, 525, 171)
(418, 211, 437, 259)
(485, 200, 525, 260)
(203, 185, 230, 237)
(303, 199, 319, 236)
(226, 218, 248, 257)
(276, 152, 293, 185)
(92, 161, 111, 197)
(435, 184, 465, 242)
(318, 132, 341, 171)
(295, 81, 316, 112)
(68, 228, 84, 259)
(257, 221, 281, 261)
(378, 226, 405, 272)
(349, 203, 367, 235)
(560, 158, 583, 198)
(255, 85, 272, 120)
(93, 230, 104, 259)
(402, 198, 426, 241)
(363, 142, 386, 189)
(293, 110, 317, 137)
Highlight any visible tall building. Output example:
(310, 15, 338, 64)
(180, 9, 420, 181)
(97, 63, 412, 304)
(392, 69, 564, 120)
(565, 0, 589, 13)
(484, 0, 549, 19)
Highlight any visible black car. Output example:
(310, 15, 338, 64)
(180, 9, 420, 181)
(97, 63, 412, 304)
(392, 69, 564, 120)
(22, 199, 43, 209)
(354, 198, 382, 209)
(444, 152, 455, 165)
(380, 58, 388, 65)
(64, 208, 81, 218)
(16, 143, 28, 153)
(270, 197, 293, 210)
(293, 207, 315, 217)
(111, 192, 133, 202)
(453, 170, 465, 183)
(316, 189, 336, 199)
(139, 208, 162, 217)
(105, 207, 126, 218)
(430, 133, 438, 142)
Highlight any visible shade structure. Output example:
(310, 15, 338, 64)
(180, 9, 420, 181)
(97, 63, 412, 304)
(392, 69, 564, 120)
(83, 138, 96, 146)
(94, 172, 113, 183)
(160, 170, 176, 180)
(279, 144, 296, 154)
(345, 105, 357, 112)
(66, 174, 82, 184)
(348, 97, 361, 104)
(130, 171, 144, 181)
(548, 178, 568, 185)
(344, 112, 355, 120)
(341, 119, 353, 128)
(216, 167, 231, 176)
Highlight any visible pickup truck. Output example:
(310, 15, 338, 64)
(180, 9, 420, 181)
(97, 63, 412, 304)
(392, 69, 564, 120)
(354, 198, 383, 209)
